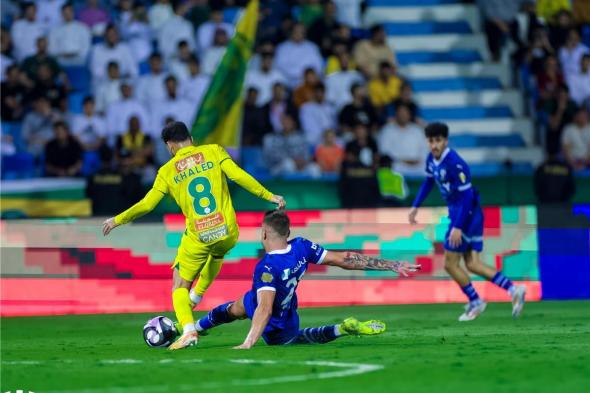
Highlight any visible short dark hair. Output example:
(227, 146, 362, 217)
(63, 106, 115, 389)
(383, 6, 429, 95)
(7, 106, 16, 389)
(82, 95, 94, 105)
(263, 210, 290, 237)
(425, 122, 449, 138)
(161, 121, 190, 143)
(370, 24, 384, 36)
(53, 120, 69, 131)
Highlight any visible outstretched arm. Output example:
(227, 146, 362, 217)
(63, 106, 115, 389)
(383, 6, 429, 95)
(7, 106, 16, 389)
(409, 176, 434, 224)
(102, 188, 165, 236)
(221, 158, 286, 209)
(234, 289, 275, 349)
(323, 251, 421, 277)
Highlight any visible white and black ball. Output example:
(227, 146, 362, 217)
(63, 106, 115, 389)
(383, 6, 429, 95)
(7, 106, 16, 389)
(143, 316, 178, 348)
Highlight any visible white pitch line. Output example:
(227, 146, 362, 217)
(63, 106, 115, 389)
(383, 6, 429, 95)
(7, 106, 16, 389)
(21, 359, 384, 393)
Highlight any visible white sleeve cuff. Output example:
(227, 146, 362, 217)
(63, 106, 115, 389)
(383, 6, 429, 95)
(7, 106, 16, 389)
(458, 183, 472, 191)
(316, 249, 328, 264)
(256, 286, 276, 292)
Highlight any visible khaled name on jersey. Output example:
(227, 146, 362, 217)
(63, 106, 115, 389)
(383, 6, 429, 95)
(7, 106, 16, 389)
(198, 224, 228, 243)
(174, 153, 214, 184)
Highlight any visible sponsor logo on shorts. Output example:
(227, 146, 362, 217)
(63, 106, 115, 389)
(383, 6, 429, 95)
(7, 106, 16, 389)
(198, 225, 228, 243)
(175, 153, 205, 173)
(195, 213, 224, 231)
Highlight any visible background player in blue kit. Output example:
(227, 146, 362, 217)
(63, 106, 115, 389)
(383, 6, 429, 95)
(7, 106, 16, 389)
(409, 123, 526, 322)
(195, 210, 421, 349)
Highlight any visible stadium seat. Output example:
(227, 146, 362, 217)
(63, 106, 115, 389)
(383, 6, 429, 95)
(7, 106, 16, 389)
(1, 122, 25, 152)
(82, 151, 101, 176)
(1, 152, 36, 179)
(64, 66, 91, 93)
(68, 92, 87, 114)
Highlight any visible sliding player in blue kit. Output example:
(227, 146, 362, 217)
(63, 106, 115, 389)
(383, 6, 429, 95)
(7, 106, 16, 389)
(194, 210, 421, 349)
(409, 122, 526, 321)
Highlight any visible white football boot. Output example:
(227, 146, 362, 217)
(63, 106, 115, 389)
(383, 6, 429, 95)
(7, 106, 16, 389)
(458, 301, 487, 322)
(511, 285, 526, 318)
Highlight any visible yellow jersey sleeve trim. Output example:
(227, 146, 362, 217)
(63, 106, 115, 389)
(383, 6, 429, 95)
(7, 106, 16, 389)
(220, 158, 273, 201)
(114, 188, 166, 225)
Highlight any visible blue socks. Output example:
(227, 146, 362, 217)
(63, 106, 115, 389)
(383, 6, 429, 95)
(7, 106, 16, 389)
(195, 301, 234, 331)
(294, 326, 340, 344)
(492, 272, 515, 294)
(461, 283, 481, 304)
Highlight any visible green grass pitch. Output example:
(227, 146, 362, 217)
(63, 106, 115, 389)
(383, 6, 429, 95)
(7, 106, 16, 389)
(2, 301, 590, 393)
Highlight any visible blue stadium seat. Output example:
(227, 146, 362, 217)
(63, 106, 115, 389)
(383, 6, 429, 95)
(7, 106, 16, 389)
(450, 134, 525, 148)
(397, 50, 482, 65)
(420, 106, 512, 120)
(64, 66, 91, 93)
(1, 122, 25, 152)
(82, 151, 101, 176)
(68, 92, 87, 114)
(411, 77, 502, 92)
(1, 152, 36, 179)
(384, 21, 471, 36)
(139, 61, 151, 75)
(223, 7, 241, 23)
(240, 147, 272, 180)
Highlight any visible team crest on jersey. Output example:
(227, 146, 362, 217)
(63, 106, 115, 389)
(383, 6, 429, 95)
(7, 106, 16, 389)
(175, 153, 205, 173)
(459, 172, 467, 183)
(261, 272, 273, 283)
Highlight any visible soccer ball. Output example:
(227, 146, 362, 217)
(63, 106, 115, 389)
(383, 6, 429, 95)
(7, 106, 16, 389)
(143, 316, 178, 348)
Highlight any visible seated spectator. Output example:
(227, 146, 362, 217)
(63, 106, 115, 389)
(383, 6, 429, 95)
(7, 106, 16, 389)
(275, 23, 323, 88)
(22, 95, 62, 157)
(90, 24, 138, 83)
(548, 9, 575, 50)
(300, 82, 336, 147)
(353, 25, 396, 78)
(44, 120, 83, 177)
(307, 1, 339, 57)
(10, 2, 44, 61)
(537, 55, 565, 104)
(71, 96, 107, 151)
(106, 81, 150, 137)
(262, 113, 321, 178)
(524, 27, 555, 76)
(95, 62, 123, 113)
(79, 0, 110, 36)
(392, 82, 421, 124)
(325, 51, 363, 111)
(566, 54, 590, 106)
(202, 28, 229, 75)
(340, 122, 380, 208)
(293, 68, 319, 108)
(561, 107, 590, 170)
(22, 36, 63, 84)
(115, 116, 154, 174)
(1, 26, 14, 82)
(36, 0, 65, 32)
(116, 0, 134, 26)
(378, 104, 427, 176)
(148, 0, 173, 32)
(196, 8, 234, 51)
(264, 82, 298, 133)
(1, 65, 29, 122)
(158, 2, 195, 61)
(150, 75, 194, 134)
(559, 28, 590, 79)
(28, 63, 67, 110)
(338, 83, 379, 136)
(120, 2, 153, 64)
(534, 153, 576, 203)
(180, 55, 210, 109)
(315, 129, 344, 174)
(368, 61, 403, 111)
(48, 2, 91, 66)
(325, 42, 356, 75)
(242, 87, 270, 146)
(245, 49, 287, 106)
(168, 40, 193, 82)
(344, 122, 379, 168)
(477, 0, 523, 62)
(544, 84, 578, 154)
(136, 53, 167, 106)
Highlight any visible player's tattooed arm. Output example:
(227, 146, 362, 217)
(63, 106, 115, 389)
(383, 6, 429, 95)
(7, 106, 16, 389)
(324, 251, 421, 277)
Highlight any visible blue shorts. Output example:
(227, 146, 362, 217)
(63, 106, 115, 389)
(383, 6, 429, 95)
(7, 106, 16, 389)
(243, 290, 300, 345)
(444, 206, 484, 253)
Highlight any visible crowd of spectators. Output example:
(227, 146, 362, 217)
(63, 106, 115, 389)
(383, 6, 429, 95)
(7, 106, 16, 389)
(1, 0, 427, 191)
(482, 0, 590, 172)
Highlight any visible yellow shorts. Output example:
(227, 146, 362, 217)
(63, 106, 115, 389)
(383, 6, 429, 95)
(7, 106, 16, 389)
(172, 226, 239, 282)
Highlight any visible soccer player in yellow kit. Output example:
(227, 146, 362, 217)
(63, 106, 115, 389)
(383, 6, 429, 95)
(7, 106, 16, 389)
(102, 121, 285, 350)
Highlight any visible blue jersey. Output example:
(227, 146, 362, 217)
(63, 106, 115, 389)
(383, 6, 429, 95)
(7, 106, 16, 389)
(245, 237, 327, 320)
(425, 148, 479, 207)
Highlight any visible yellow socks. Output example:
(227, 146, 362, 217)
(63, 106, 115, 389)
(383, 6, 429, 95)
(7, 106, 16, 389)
(193, 257, 224, 298)
(172, 288, 195, 333)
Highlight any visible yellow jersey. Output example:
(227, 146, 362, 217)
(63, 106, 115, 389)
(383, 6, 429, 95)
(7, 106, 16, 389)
(115, 144, 274, 244)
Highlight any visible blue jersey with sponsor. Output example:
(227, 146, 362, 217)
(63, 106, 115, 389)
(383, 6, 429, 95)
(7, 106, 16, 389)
(245, 237, 327, 321)
(425, 147, 480, 221)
